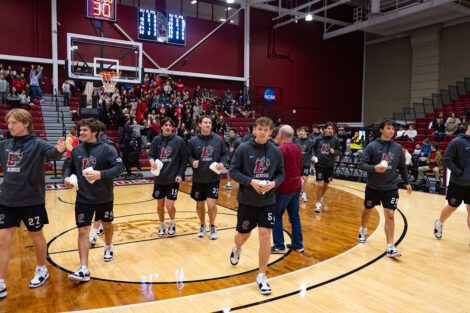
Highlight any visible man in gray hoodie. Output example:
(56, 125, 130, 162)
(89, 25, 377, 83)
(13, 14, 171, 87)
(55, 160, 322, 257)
(358, 120, 412, 258)
(229, 117, 285, 295)
(433, 120, 470, 243)
(188, 116, 229, 240)
(0, 109, 65, 299)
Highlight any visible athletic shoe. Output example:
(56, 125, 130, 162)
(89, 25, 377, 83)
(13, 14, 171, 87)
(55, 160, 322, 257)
(256, 274, 272, 295)
(301, 192, 308, 202)
(314, 202, 322, 213)
(230, 245, 242, 265)
(386, 248, 402, 258)
(168, 220, 176, 236)
(97, 224, 104, 236)
(104, 245, 114, 262)
(29, 266, 49, 288)
(434, 219, 443, 240)
(89, 231, 98, 245)
(0, 284, 6, 299)
(286, 244, 304, 253)
(158, 222, 166, 237)
(210, 225, 218, 240)
(271, 246, 288, 254)
(358, 227, 367, 243)
(197, 224, 207, 238)
(68, 266, 90, 282)
(223, 184, 232, 190)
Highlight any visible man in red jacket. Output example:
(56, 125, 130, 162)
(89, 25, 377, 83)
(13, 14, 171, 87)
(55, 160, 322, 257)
(272, 125, 304, 253)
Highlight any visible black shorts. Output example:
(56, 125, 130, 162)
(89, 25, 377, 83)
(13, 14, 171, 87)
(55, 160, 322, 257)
(153, 183, 180, 201)
(236, 203, 275, 233)
(0, 204, 49, 232)
(364, 187, 399, 210)
(191, 181, 220, 201)
(315, 165, 334, 183)
(75, 201, 114, 228)
(446, 182, 470, 207)
(301, 166, 311, 177)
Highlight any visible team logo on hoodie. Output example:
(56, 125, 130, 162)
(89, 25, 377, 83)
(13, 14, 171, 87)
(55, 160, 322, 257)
(320, 144, 330, 155)
(160, 146, 172, 161)
(6, 151, 23, 172)
(254, 156, 271, 178)
(381, 152, 395, 168)
(201, 145, 214, 161)
(82, 156, 97, 170)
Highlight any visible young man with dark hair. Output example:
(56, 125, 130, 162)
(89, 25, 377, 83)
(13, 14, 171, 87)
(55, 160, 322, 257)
(433, 120, 470, 243)
(149, 117, 187, 237)
(358, 120, 412, 257)
(295, 126, 315, 202)
(242, 122, 255, 142)
(188, 115, 229, 239)
(229, 117, 285, 295)
(64, 118, 124, 282)
(311, 122, 341, 212)
(224, 128, 242, 190)
(0, 109, 65, 298)
(308, 124, 321, 141)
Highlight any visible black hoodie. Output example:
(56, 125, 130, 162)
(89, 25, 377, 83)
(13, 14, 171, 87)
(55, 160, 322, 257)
(229, 139, 285, 207)
(312, 134, 341, 168)
(0, 134, 63, 206)
(187, 131, 229, 183)
(443, 133, 470, 186)
(148, 133, 187, 185)
(65, 140, 124, 204)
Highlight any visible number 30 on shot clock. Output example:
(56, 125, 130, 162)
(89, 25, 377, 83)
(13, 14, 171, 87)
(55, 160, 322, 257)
(86, 0, 117, 22)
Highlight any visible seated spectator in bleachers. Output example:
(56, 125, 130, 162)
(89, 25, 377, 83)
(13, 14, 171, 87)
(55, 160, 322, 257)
(7, 87, 21, 108)
(18, 89, 30, 109)
(445, 117, 459, 135)
(12, 75, 24, 93)
(224, 88, 234, 104)
(419, 138, 431, 158)
(432, 118, 446, 141)
(236, 88, 245, 105)
(0, 73, 8, 103)
(396, 125, 407, 141)
(457, 117, 468, 134)
(445, 112, 460, 126)
(405, 124, 417, 141)
(417, 142, 442, 186)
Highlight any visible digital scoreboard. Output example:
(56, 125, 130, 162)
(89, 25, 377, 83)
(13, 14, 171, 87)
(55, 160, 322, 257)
(86, 0, 117, 22)
(138, 8, 186, 45)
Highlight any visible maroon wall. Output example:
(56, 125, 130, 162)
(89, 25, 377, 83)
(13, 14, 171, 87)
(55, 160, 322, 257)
(0, 1, 363, 124)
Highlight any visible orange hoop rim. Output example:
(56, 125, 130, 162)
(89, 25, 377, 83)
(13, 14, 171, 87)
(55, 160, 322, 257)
(99, 71, 120, 81)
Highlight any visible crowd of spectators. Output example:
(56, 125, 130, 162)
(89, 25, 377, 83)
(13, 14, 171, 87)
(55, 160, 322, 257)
(0, 64, 46, 108)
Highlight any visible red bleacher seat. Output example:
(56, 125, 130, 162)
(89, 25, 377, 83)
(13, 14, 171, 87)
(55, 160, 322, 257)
(30, 111, 42, 117)
(138, 152, 148, 159)
(105, 130, 119, 137)
(446, 135, 457, 142)
(32, 117, 43, 123)
(44, 163, 53, 171)
(139, 159, 150, 167)
(34, 123, 45, 130)
(0, 104, 9, 110)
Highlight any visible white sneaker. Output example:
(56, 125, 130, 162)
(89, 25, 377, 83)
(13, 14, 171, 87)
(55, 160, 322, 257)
(434, 219, 443, 240)
(386, 247, 402, 258)
(223, 184, 232, 190)
(158, 222, 166, 237)
(97, 224, 104, 236)
(104, 244, 114, 262)
(29, 266, 49, 288)
(315, 202, 322, 213)
(256, 273, 271, 295)
(230, 245, 242, 265)
(68, 266, 90, 282)
(168, 220, 176, 236)
(0, 283, 6, 299)
(301, 192, 308, 202)
(197, 224, 207, 238)
(358, 227, 367, 243)
(89, 231, 98, 245)
(210, 225, 218, 240)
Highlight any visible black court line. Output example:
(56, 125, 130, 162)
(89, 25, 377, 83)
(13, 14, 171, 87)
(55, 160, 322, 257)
(212, 208, 408, 312)
(46, 211, 293, 285)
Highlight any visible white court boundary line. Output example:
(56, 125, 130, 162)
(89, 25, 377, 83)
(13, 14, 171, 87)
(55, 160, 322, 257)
(62, 184, 385, 313)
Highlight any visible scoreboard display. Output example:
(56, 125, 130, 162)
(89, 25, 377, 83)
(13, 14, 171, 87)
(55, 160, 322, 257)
(86, 0, 117, 22)
(138, 8, 186, 45)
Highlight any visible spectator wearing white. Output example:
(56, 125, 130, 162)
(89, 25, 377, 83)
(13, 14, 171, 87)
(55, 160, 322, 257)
(445, 112, 460, 126)
(0, 73, 8, 104)
(18, 90, 30, 107)
(62, 80, 71, 107)
(404, 124, 417, 141)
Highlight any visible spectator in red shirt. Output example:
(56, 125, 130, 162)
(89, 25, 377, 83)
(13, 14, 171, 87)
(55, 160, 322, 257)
(176, 79, 185, 93)
(12, 75, 25, 93)
(272, 125, 304, 253)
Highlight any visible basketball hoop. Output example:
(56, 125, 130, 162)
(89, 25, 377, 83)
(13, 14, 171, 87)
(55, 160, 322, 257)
(99, 71, 120, 93)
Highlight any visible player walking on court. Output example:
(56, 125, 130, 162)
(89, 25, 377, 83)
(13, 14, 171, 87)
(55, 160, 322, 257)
(188, 116, 228, 239)
(223, 128, 241, 190)
(229, 117, 285, 295)
(433, 120, 470, 243)
(0, 109, 65, 298)
(358, 120, 412, 257)
(149, 117, 187, 237)
(64, 118, 124, 282)
(294, 126, 315, 202)
(311, 122, 341, 212)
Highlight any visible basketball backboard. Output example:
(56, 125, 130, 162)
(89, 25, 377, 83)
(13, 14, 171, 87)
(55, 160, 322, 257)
(66, 33, 143, 84)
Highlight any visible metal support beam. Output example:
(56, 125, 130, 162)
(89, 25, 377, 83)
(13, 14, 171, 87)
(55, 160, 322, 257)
(244, 4, 250, 88)
(273, 0, 323, 20)
(51, 0, 59, 93)
(274, 13, 350, 29)
(167, 8, 242, 70)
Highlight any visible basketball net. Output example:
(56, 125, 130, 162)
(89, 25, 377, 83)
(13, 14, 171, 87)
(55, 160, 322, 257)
(99, 71, 120, 94)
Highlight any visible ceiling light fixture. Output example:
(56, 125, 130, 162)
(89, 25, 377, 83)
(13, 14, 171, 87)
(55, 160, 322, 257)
(305, 13, 313, 21)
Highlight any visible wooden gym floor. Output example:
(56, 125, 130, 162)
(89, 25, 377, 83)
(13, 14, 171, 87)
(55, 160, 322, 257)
(0, 178, 469, 312)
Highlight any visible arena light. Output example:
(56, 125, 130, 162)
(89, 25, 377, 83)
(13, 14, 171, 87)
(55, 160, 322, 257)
(226, 0, 235, 4)
(191, 0, 197, 4)
(305, 13, 313, 21)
